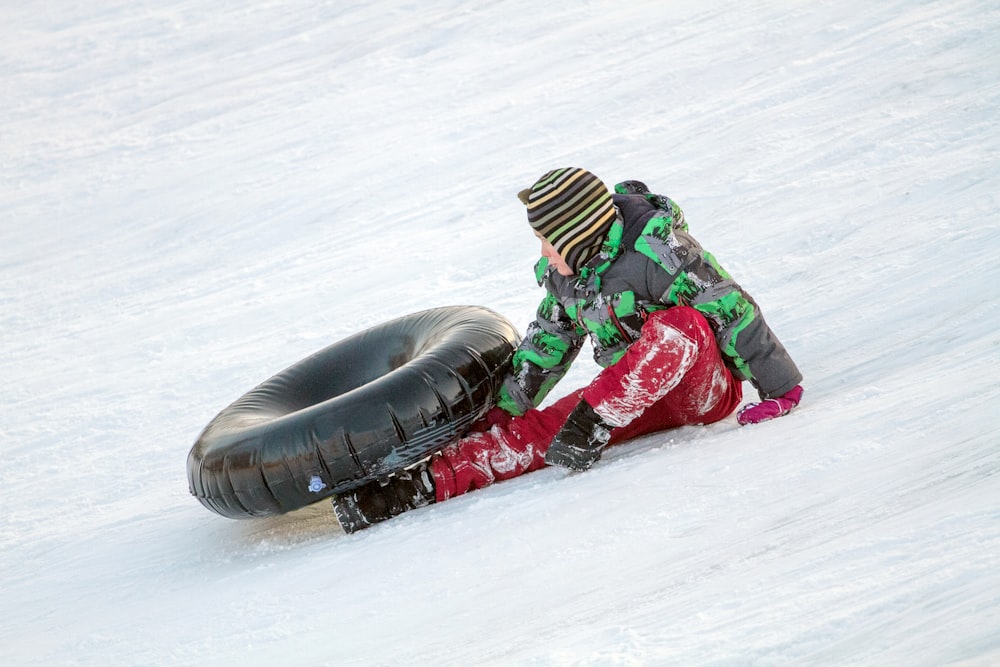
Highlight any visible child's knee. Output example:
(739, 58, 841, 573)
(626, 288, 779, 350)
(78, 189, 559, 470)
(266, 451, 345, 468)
(644, 307, 713, 347)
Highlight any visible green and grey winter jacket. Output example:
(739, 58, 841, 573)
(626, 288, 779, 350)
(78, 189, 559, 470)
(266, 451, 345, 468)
(497, 187, 802, 416)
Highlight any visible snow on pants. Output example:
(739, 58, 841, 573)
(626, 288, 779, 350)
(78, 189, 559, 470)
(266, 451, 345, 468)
(430, 306, 743, 501)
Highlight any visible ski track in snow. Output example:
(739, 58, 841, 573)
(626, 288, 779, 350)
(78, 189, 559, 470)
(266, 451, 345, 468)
(2, 0, 999, 665)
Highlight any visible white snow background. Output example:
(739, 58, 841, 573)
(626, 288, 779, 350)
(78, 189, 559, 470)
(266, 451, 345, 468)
(2, 0, 999, 665)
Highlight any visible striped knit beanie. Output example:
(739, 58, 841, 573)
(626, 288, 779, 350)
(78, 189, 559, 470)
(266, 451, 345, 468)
(517, 168, 617, 273)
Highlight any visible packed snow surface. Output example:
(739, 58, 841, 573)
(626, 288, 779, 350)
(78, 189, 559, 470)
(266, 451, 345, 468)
(2, 0, 999, 664)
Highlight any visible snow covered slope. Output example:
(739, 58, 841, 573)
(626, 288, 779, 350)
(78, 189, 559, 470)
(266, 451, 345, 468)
(2, 0, 998, 664)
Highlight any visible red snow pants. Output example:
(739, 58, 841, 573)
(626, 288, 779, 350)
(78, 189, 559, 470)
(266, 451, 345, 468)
(429, 306, 743, 501)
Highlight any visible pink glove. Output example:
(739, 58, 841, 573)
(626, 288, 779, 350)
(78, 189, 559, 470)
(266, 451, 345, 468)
(736, 385, 803, 425)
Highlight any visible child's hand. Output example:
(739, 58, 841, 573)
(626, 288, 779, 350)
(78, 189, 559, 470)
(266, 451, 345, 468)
(737, 385, 803, 425)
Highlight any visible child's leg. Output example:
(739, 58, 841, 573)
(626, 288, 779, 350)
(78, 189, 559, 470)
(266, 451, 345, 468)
(431, 391, 579, 500)
(599, 306, 743, 443)
(431, 307, 742, 500)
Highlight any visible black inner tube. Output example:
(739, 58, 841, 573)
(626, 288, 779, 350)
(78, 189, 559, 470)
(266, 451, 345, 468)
(187, 306, 519, 519)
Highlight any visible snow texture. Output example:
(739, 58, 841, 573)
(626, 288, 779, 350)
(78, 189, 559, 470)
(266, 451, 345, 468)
(2, 0, 999, 665)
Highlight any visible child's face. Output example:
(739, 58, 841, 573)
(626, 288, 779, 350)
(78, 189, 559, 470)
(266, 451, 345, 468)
(536, 233, 574, 276)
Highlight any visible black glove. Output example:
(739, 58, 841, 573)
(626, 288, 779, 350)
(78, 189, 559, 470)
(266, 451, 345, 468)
(544, 400, 613, 472)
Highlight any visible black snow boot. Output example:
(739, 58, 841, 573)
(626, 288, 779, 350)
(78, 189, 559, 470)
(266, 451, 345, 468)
(544, 399, 614, 472)
(332, 462, 436, 534)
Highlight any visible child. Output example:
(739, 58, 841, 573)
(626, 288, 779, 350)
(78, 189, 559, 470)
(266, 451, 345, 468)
(333, 168, 803, 532)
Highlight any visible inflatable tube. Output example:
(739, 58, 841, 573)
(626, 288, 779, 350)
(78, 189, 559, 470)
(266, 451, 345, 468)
(187, 306, 519, 519)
